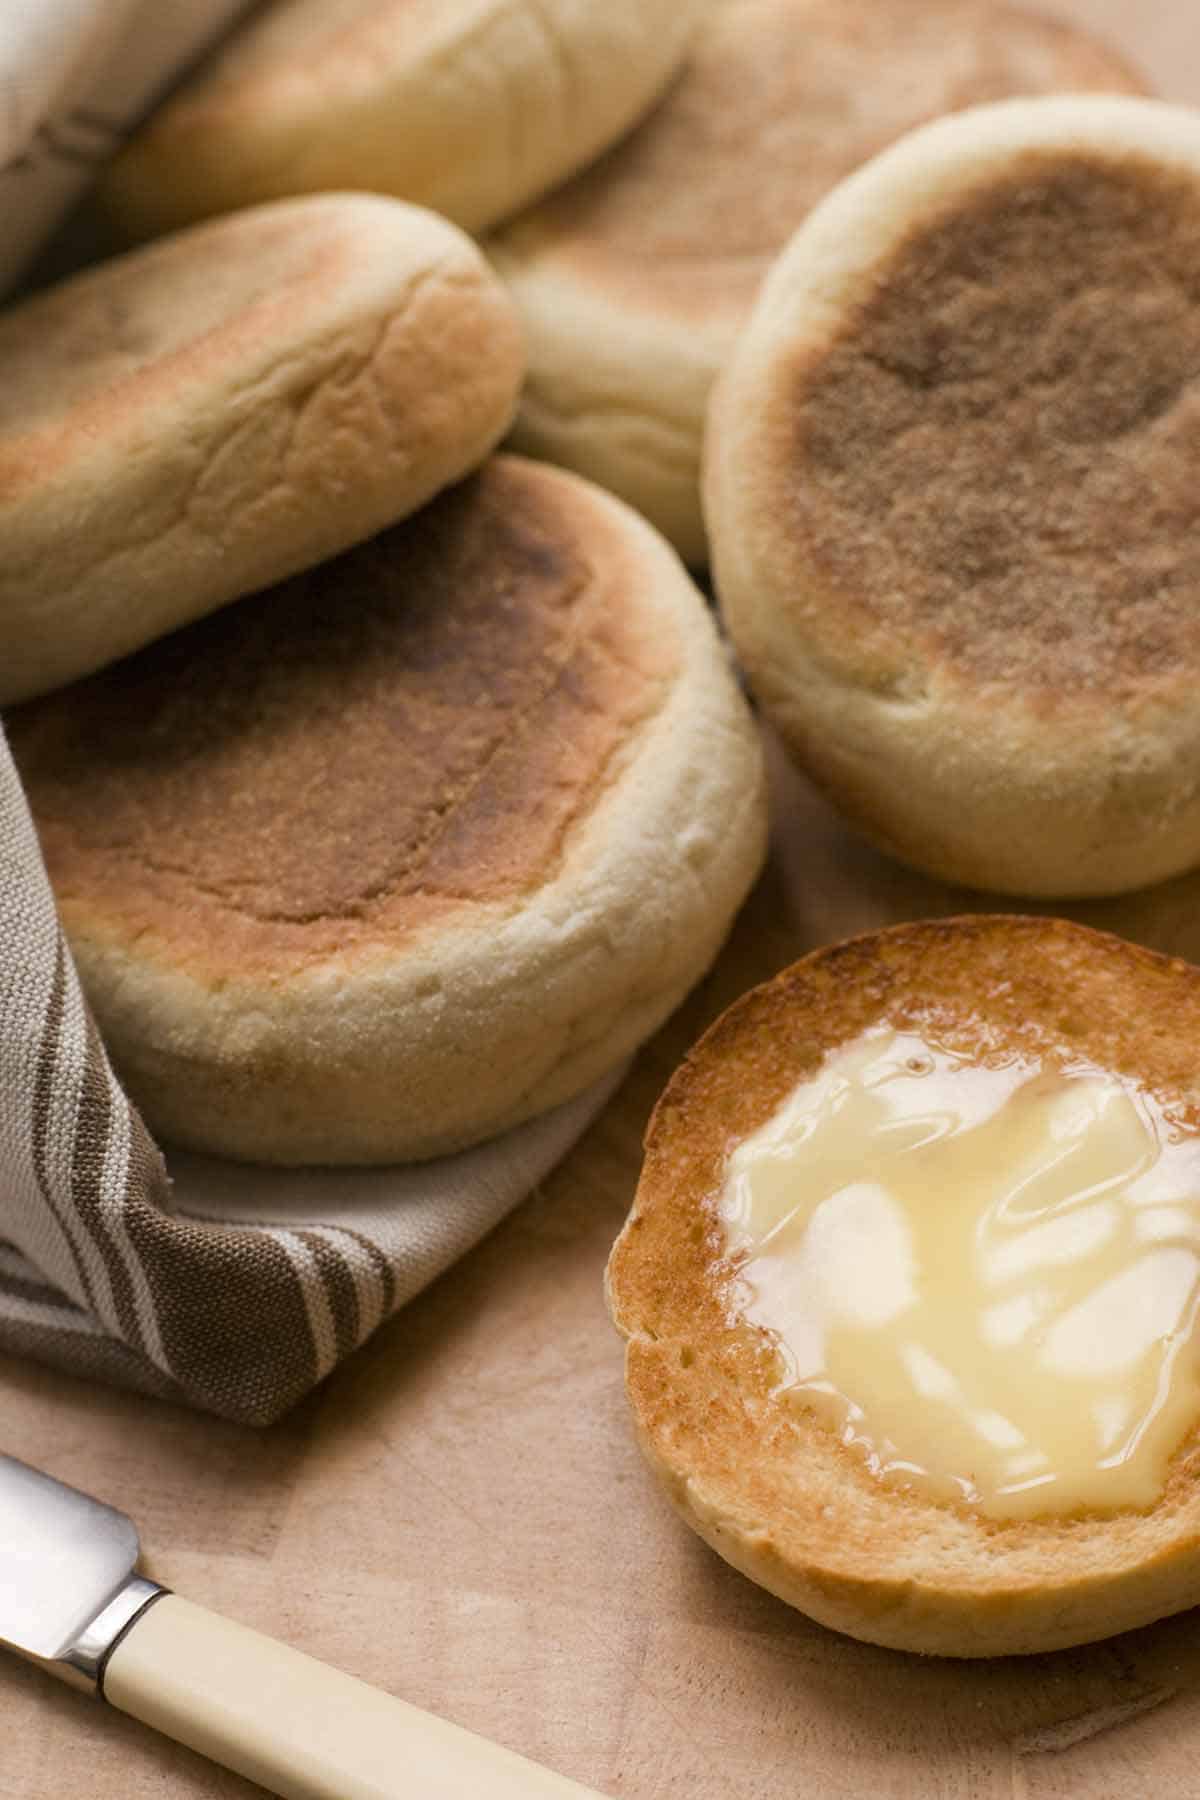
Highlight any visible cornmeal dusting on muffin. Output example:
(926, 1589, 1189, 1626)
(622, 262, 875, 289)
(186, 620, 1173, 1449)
(790, 154, 1200, 698)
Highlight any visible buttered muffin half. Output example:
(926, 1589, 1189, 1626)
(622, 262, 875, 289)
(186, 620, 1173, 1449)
(8, 457, 767, 1166)
(489, 0, 1144, 565)
(99, 0, 706, 241)
(0, 192, 524, 705)
(608, 915, 1200, 1657)
(706, 95, 1200, 898)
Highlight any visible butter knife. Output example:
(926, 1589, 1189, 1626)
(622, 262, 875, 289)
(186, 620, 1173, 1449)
(0, 1452, 606, 1798)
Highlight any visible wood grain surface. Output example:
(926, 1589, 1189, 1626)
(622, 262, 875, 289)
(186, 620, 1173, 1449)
(5, 3, 1198, 1795)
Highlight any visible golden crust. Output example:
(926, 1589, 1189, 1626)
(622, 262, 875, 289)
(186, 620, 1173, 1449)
(99, 0, 706, 240)
(11, 457, 768, 1165)
(0, 192, 524, 704)
(606, 915, 1200, 1657)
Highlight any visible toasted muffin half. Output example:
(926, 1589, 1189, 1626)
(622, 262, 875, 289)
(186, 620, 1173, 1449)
(609, 915, 1200, 1656)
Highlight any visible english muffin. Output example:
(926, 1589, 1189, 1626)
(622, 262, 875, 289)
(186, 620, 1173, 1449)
(608, 915, 1200, 1656)
(0, 192, 524, 705)
(766, 729, 1200, 974)
(8, 456, 767, 1166)
(706, 95, 1200, 897)
(489, 0, 1145, 565)
(98, 0, 706, 242)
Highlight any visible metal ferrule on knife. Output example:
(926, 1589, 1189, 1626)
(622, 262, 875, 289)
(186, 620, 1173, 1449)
(50, 1573, 167, 1695)
(0, 1452, 167, 1695)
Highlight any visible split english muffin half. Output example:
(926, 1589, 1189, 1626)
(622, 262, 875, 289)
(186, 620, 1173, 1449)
(7, 456, 768, 1166)
(705, 94, 1200, 898)
(488, 0, 1145, 565)
(0, 191, 524, 705)
(98, 0, 707, 242)
(607, 915, 1200, 1657)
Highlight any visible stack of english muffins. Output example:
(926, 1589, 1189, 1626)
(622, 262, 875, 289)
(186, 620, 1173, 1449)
(6, 0, 766, 1164)
(11, 0, 1200, 1659)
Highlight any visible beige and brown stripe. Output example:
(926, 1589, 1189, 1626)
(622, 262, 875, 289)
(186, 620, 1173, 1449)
(0, 728, 619, 1424)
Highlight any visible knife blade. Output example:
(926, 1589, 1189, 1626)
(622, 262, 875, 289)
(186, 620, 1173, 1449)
(0, 1451, 159, 1687)
(0, 1452, 608, 1799)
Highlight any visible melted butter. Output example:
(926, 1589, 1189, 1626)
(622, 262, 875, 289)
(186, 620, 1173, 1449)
(719, 1028, 1200, 1518)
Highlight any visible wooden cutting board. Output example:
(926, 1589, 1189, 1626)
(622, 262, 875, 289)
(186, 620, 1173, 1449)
(6, 4, 1199, 1793)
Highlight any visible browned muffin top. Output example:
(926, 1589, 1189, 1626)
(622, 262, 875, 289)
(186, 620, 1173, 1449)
(9, 457, 677, 975)
(781, 152, 1200, 703)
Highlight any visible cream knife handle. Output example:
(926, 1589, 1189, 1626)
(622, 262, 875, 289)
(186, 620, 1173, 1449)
(103, 1593, 608, 1800)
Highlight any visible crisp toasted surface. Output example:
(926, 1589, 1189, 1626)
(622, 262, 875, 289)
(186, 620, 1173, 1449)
(99, 0, 706, 239)
(489, 0, 1144, 564)
(9, 456, 767, 1164)
(0, 192, 524, 704)
(706, 95, 1200, 897)
(606, 915, 1200, 1657)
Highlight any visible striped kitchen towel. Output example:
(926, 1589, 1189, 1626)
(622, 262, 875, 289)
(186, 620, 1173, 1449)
(0, 728, 621, 1423)
(0, 0, 622, 1425)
